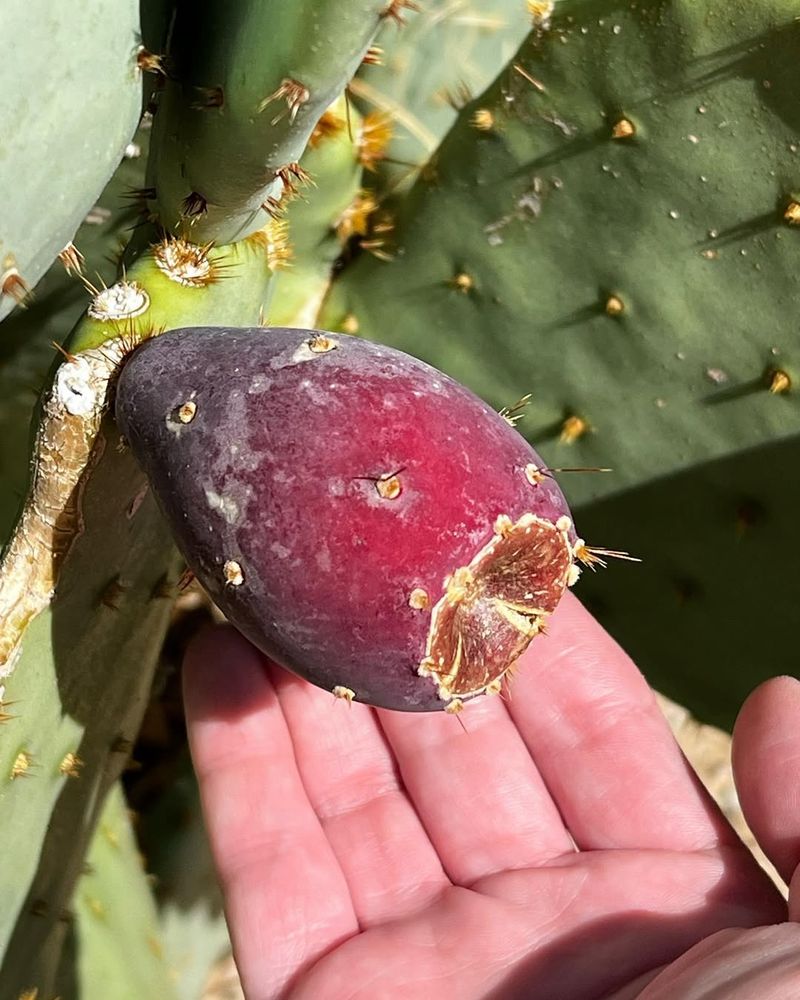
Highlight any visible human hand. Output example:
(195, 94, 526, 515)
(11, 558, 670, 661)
(183, 592, 799, 999)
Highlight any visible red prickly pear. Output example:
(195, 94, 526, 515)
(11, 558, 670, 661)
(115, 327, 582, 712)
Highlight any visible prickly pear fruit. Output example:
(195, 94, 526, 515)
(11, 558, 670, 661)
(115, 327, 581, 712)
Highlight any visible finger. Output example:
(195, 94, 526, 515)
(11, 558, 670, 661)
(183, 626, 357, 998)
(377, 692, 574, 886)
(732, 675, 800, 886)
(267, 663, 450, 926)
(505, 592, 737, 851)
(636, 925, 800, 1000)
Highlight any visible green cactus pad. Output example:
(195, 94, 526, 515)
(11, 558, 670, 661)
(269, 97, 365, 327)
(0, 0, 143, 322)
(576, 432, 800, 729)
(0, 445, 181, 998)
(148, 0, 388, 243)
(69, 785, 180, 1000)
(354, 0, 531, 192)
(323, 0, 800, 507)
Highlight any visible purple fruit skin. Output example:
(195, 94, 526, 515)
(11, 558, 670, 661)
(115, 327, 574, 711)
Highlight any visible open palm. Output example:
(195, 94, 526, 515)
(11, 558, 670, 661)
(184, 594, 799, 999)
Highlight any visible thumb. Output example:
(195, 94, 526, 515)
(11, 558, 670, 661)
(732, 675, 800, 914)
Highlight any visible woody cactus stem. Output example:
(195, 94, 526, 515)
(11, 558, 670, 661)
(148, 0, 389, 243)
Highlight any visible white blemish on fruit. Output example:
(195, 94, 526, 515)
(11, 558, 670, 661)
(223, 560, 244, 586)
(271, 541, 291, 559)
(247, 374, 272, 395)
(332, 685, 356, 703)
(205, 489, 240, 524)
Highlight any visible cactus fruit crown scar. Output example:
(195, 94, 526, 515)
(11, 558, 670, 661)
(115, 326, 631, 713)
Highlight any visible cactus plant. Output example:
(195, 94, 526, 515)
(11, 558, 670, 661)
(353, 0, 531, 192)
(68, 785, 180, 1000)
(0, 0, 145, 322)
(0, 0, 798, 994)
(323, 0, 800, 503)
(0, 2, 388, 994)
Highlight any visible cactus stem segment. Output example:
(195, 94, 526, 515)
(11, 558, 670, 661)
(0, 339, 132, 674)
